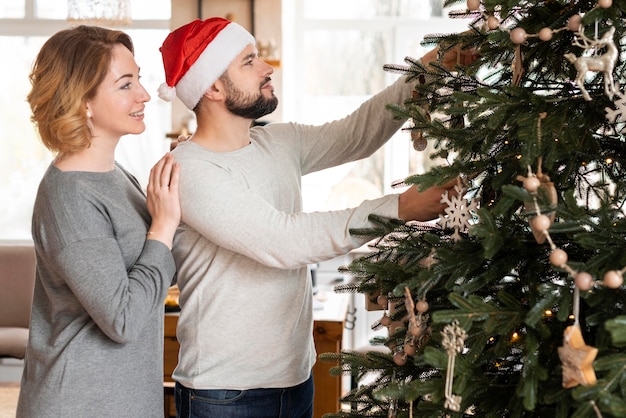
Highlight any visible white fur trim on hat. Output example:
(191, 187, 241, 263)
(176, 22, 255, 110)
(158, 83, 177, 102)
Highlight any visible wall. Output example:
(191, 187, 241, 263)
(169, 0, 283, 134)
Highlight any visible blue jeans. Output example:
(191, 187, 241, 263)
(175, 374, 314, 418)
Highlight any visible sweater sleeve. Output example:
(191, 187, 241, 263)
(296, 74, 414, 175)
(178, 157, 399, 270)
(54, 238, 175, 343)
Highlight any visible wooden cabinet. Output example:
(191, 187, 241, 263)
(163, 291, 349, 418)
(163, 313, 179, 383)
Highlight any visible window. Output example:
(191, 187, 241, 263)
(282, 0, 468, 212)
(0, 0, 171, 240)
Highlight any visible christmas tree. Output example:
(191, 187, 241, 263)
(322, 0, 626, 417)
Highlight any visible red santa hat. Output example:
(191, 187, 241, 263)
(158, 17, 255, 110)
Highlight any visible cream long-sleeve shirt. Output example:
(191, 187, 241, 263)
(171, 75, 412, 390)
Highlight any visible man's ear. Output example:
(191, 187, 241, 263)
(204, 80, 225, 101)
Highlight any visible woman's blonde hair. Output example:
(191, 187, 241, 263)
(28, 25, 134, 154)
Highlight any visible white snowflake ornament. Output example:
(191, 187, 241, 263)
(439, 184, 479, 241)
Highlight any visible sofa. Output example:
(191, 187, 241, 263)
(0, 241, 36, 359)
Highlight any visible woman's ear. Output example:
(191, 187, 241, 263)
(85, 101, 92, 119)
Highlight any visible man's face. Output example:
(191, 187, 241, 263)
(220, 44, 278, 120)
(221, 73, 278, 120)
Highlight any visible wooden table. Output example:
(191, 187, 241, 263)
(163, 290, 350, 418)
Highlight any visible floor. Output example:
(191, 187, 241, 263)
(0, 361, 176, 418)
(0, 359, 21, 418)
(0, 382, 19, 418)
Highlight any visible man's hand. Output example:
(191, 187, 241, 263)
(397, 179, 459, 222)
(422, 40, 479, 72)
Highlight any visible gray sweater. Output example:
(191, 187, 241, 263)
(170, 75, 411, 390)
(17, 164, 176, 418)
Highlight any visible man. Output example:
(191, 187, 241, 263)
(158, 17, 474, 418)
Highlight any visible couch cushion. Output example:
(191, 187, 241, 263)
(0, 242, 36, 328)
(0, 327, 29, 359)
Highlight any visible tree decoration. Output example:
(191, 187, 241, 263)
(512, 45, 525, 86)
(403, 287, 428, 357)
(466, 0, 480, 12)
(441, 319, 466, 412)
(564, 25, 618, 101)
(523, 171, 557, 245)
(558, 323, 598, 388)
(520, 155, 626, 293)
(408, 89, 429, 151)
(506, 9, 619, 101)
(558, 283, 598, 388)
(519, 114, 557, 244)
(439, 182, 479, 241)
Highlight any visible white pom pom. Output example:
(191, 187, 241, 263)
(158, 83, 176, 102)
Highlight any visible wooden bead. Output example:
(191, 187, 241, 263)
(604, 270, 623, 289)
(487, 16, 499, 30)
(523, 176, 541, 192)
(409, 325, 423, 337)
(467, 0, 481, 11)
(510, 27, 527, 44)
(415, 300, 429, 313)
(549, 248, 568, 267)
(575, 272, 594, 291)
(530, 214, 551, 233)
(538, 27, 553, 41)
(568, 15, 582, 31)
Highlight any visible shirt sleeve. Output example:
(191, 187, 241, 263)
(293, 75, 414, 175)
(55, 238, 175, 343)
(179, 158, 399, 270)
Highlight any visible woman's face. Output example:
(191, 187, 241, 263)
(87, 43, 151, 141)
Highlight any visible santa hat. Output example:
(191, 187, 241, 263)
(158, 18, 255, 110)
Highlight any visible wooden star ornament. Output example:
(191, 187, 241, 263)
(557, 324, 598, 388)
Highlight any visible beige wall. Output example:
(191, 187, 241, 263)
(169, 0, 283, 133)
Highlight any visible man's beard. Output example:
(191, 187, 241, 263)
(222, 75, 278, 120)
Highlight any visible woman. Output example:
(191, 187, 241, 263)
(16, 25, 180, 417)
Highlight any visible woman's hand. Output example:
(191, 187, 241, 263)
(170, 134, 190, 151)
(146, 153, 181, 249)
